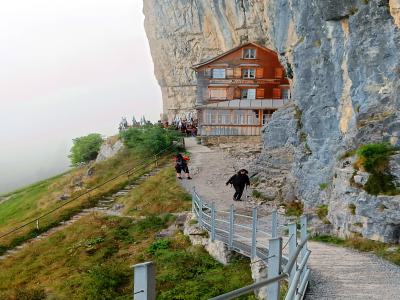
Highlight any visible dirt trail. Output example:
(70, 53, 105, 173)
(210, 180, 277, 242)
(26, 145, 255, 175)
(181, 137, 266, 212)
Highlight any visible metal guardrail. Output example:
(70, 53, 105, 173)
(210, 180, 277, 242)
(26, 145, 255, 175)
(192, 189, 310, 300)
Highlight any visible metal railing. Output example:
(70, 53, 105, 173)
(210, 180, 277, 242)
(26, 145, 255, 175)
(192, 189, 310, 300)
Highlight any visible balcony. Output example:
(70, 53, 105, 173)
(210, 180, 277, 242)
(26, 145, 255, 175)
(198, 98, 288, 110)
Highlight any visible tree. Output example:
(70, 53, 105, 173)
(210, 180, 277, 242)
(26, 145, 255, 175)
(69, 133, 103, 166)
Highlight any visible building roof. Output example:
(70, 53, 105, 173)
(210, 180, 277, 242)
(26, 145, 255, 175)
(197, 99, 286, 110)
(192, 42, 278, 70)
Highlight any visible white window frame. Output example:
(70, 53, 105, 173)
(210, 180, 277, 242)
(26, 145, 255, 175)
(242, 68, 256, 79)
(212, 68, 226, 79)
(242, 89, 256, 100)
(243, 48, 256, 59)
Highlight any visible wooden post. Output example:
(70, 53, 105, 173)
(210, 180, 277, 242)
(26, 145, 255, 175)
(36, 219, 40, 231)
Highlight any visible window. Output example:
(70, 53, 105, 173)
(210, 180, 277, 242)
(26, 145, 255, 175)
(282, 89, 290, 100)
(212, 68, 226, 79)
(244, 48, 256, 59)
(209, 89, 227, 99)
(242, 68, 256, 79)
(242, 89, 256, 100)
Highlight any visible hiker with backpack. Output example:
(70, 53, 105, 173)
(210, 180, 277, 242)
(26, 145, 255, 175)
(226, 169, 250, 201)
(174, 153, 192, 180)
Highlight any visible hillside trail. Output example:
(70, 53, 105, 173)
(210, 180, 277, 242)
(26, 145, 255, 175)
(182, 137, 400, 300)
(0, 167, 162, 261)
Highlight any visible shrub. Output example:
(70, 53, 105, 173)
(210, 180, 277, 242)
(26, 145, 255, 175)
(69, 133, 103, 166)
(348, 203, 356, 215)
(81, 264, 130, 299)
(319, 183, 328, 190)
(252, 189, 263, 198)
(120, 125, 182, 155)
(355, 143, 399, 195)
(356, 143, 396, 173)
(147, 239, 171, 254)
(283, 201, 304, 217)
(316, 205, 328, 220)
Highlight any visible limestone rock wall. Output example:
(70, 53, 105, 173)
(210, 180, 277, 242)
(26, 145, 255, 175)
(144, 0, 400, 243)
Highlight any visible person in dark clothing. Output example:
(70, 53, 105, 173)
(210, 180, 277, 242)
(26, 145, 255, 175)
(226, 169, 250, 201)
(174, 153, 192, 180)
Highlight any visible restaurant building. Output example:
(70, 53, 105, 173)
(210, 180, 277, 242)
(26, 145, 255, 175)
(192, 42, 290, 136)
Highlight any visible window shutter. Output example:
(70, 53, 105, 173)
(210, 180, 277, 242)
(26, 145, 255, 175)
(256, 68, 264, 78)
(272, 88, 281, 99)
(274, 68, 284, 79)
(210, 89, 227, 99)
(256, 88, 265, 99)
(204, 68, 212, 78)
(226, 68, 234, 78)
(234, 67, 242, 78)
(234, 88, 241, 99)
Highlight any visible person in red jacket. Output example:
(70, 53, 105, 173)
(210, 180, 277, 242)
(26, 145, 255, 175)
(174, 153, 192, 180)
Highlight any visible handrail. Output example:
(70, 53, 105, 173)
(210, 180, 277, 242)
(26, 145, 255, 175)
(192, 189, 310, 300)
(0, 139, 183, 241)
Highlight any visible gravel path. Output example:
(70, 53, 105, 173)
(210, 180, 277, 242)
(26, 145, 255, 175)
(182, 137, 400, 300)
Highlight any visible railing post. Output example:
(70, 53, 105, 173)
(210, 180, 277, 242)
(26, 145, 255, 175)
(132, 262, 156, 300)
(191, 187, 195, 213)
(36, 219, 40, 231)
(288, 222, 297, 287)
(271, 210, 278, 238)
(300, 215, 308, 283)
(154, 155, 158, 167)
(211, 202, 216, 241)
(251, 207, 258, 259)
(229, 204, 234, 250)
(267, 237, 282, 300)
(198, 193, 203, 228)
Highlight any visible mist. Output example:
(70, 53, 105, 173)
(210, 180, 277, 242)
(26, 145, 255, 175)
(0, 0, 161, 194)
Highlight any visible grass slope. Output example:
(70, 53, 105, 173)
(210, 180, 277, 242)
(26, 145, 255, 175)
(0, 165, 256, 300)
(0, 148, 165, 254)
(118, 167, 192, 217)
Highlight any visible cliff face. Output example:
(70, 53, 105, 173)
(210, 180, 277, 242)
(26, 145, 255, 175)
(143, 0, 400, 243)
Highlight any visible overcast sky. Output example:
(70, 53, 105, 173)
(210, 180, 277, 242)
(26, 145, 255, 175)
(0, 0, 162, 194)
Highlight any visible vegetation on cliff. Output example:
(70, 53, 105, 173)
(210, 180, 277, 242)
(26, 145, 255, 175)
(69, 133, 104, 166)
(120, 124, 182, 155)
(354, 143, 399, 195)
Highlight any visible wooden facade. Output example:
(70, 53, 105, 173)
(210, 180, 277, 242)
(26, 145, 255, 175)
(193, 42, 290, 136)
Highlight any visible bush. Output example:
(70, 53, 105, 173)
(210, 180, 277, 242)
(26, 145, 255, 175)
(120, 125, 182, 155)
(319, 183, 328, 190)
(283, 201, 304, 217)
(356, 143, 396, 173)
(355, 143, 399, 195)
(81, 264, 130, 300)
(348, 203, 356, 215)
(69, 133, 103, 166)
(316, 205, 329, 221)
(147, 239, 171, 254)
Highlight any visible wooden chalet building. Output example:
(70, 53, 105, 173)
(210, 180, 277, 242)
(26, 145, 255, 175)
(192, 42, 290, 137)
